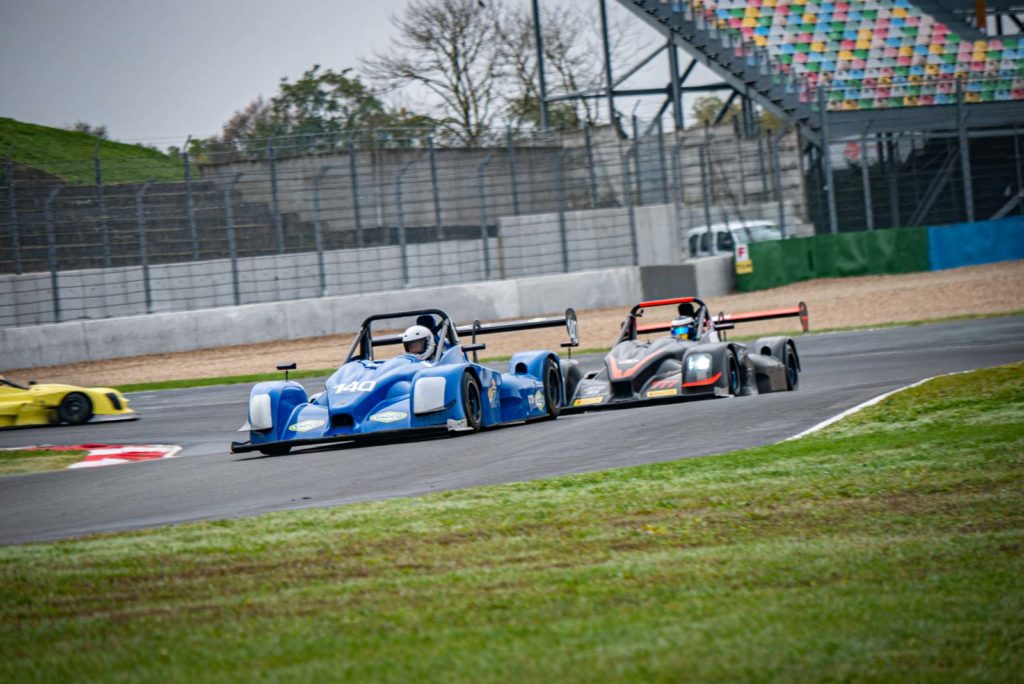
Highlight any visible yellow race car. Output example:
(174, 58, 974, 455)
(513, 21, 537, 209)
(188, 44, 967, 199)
(0, 377, 137, 428)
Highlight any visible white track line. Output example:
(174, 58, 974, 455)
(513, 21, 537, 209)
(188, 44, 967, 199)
(787, 371, 969, 441)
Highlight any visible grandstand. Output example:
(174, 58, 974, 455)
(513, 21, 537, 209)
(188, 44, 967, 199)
(618, 0, 1024, 133)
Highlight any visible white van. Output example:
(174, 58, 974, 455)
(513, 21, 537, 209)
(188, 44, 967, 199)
(686, 220, 783, 258)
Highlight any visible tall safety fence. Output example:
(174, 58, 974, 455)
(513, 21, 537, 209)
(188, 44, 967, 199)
(806, 85, 1024, 235)
(0, 123, 806, 327)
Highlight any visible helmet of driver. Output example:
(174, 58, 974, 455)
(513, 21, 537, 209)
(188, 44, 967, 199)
(401, 325, 435, 360)
(670, 316, 696, 340)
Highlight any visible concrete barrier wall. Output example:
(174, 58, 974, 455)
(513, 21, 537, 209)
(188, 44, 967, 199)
(2, 259, 738, 370)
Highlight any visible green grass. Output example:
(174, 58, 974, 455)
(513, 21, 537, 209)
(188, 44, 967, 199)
(0, 449, 87, 476)
(0, 117, 183, 184)
(2, 363, 1021, 682)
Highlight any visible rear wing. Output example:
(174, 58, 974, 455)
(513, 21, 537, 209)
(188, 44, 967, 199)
(628, 297, 808, 339)
(358, 308, 580, 362)
(713, 301, 809, 338)
(458, 308, 579, 361)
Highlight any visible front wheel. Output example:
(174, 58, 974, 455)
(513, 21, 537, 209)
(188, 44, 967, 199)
(542, 358, 562, 420)
(58, 392, 93, 425)
(461, 372, 483, 432)
(726, 352, 741, 397)
(785, 345, 800, 391)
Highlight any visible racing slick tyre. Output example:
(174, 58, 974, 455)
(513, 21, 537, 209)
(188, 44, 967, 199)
(542, 357, 562, 420)
(461, 371, 483, 432)
(726, 352, 741, 397)
(259, 445, 291, 456)
(785, 344, 800, 391)
(58, 392, 93, 425)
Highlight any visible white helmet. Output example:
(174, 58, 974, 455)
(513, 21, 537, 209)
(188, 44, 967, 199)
(670, 316, 696, 340)
(401, 325, 435, 360)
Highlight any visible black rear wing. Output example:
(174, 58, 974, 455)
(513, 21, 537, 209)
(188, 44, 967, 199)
(353, 308, 579, 362)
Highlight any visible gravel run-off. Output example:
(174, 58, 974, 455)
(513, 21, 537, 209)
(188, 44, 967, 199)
(7, 261, 1023, 387)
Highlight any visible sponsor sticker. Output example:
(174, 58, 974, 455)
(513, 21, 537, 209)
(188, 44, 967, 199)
(646, 389, 679, 398)
(580, 385, 606, 397)
(573, 396, 604, 406)
(289, 419, 326, 432)
(369, 411, 407, 423)
(534, 389, 545, 411)
(335, 380, 376, 394)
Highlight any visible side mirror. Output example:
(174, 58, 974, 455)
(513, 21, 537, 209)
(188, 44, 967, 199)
(276, 362, 297, 381)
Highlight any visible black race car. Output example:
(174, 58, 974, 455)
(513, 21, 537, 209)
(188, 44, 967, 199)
(567, 296, 808, 409)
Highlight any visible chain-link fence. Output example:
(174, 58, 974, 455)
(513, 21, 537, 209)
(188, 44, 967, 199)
(1, 121, 809, 328)
(805, 82, 1024, 234)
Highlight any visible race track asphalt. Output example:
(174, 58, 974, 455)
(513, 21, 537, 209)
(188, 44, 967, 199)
(1, 316, 1022, 545)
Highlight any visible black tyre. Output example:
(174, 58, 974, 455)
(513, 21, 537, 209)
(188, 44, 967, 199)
(259, 445, 291, 456)
(726, 352, 741, 397)
(461, 372, 483, 432)
(58, 392, 93, 425)
(542, 358, 562, 420)
(785, 345, 800, 391)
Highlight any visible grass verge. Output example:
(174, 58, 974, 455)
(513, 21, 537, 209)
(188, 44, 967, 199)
(0, 449, 87, 476)
(2, 363, 1021, 681)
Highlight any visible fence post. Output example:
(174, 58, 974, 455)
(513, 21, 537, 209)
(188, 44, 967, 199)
(621, 144, 640, 266)
(477, 153, 495, 279)
(93, 144, 111, 268)
(268, 137, 284, 254)
(312, 166, 332, 297)
(817, 87, 839, 234)
(224, 173, 243, 306)
(633, 119, 645, 206)
(395, 160, 414, 287)
(135, 179, 154, 314)
(347, 141, 364, 249)
(956, 80, 975, 223)
(4, 148, 20, 275)
(183, 135, 199, 261)
(428, 136, 444, 241)
(1015, 126, 1023, 216)
(506, 128, 521, 215)
(670, 134, 686, 255)
(771, 131, 787, 238)
(735, 128, 748, 205)
(584, 126, 598, 208)
(656, 117, 670, 205)
(699, 140, 714, 253)
(757, 129, 769, 198)
(555, 150, 570, 272)
(44, 186, 63, 322)
(860, 129, 875, 230)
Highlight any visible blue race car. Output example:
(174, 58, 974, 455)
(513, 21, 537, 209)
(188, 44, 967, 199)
(230, 307, 580, 455)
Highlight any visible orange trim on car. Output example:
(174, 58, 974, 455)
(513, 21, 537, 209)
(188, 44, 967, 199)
(682, 372, 721, 388)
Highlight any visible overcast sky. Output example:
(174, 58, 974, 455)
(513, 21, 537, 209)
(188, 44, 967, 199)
(0, 0, 720, 145)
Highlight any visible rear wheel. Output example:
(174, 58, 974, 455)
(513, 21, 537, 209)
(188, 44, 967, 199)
(58, 392, 93, 425)
(785, 345, 800, 390)
(542, 358, 562, 420)
(461, 372, 483, 432)
(726, 352, 741, 397)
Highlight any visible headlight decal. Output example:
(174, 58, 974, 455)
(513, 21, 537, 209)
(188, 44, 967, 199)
(249, 393, 273, 430)
(413, 377, 447, 415)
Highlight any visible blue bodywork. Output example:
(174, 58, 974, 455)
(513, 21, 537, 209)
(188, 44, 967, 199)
(231, 308, 574, 454)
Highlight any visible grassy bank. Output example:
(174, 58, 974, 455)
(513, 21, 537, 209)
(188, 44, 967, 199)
(1, 363, 1021, 682)
(0, 117, 182, 184)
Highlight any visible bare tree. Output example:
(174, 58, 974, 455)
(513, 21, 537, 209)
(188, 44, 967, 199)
(495, 3, 643, 131)
(363, 0, 503, 145)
